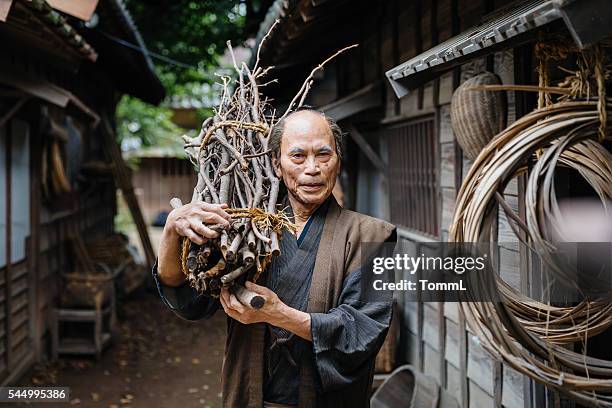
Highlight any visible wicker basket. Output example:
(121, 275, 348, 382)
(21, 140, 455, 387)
(450, 72, 507, 160)
(60, 272, 113, 308)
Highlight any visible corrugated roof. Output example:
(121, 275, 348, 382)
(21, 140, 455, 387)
(386, 0, 564, 97)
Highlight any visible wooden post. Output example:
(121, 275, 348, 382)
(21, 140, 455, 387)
(29, 107, 42, 361)
(5, 122, 13, 372)
(346, 125, 386, 175)
(100, 113, 155, 267)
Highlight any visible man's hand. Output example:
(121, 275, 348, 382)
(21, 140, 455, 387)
(220, 281, 280, 324)
(157, 202, 231, 287)
(220, 281, 313, 341)
(165, 202, 231, 245)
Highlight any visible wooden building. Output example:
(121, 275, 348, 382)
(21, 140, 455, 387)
(126, 147, 196, 225)
(253, 0, 611, 406)
(0, 0, 163, 385)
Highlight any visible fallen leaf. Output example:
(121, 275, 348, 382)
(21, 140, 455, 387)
(91, 393, 100, 401)
(191, 358, 200, 365)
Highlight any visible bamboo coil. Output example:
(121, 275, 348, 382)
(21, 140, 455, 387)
(449, 99, 612, 407)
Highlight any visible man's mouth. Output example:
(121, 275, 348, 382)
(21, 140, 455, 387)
(300, 183, 324, 191)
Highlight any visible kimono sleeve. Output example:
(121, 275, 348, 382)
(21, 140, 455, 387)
(308, 229, 397, 392)
(151, 258, 219, 321)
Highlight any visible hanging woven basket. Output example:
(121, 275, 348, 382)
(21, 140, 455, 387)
(450, 72, 507, 160)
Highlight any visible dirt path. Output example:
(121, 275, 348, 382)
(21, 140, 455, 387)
(16, 290, 227, 408)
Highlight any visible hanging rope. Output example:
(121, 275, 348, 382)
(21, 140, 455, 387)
(594, 45, 608, 142)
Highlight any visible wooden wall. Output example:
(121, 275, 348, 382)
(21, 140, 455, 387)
(0, 111, 116, 386)
(130, 157, 196, 224)
(0, 45, 117, 385)
(377, 1, 535, 406)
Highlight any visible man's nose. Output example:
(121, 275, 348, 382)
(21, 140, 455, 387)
(304, 155, 320, 175)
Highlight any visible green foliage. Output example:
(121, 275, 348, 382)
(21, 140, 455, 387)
(115, 1, 273, 232)
(124, 0, 250, 92)
(128, 1, 244, 61)
(116, 96, 181, 147)
(117, 1, 274, 153)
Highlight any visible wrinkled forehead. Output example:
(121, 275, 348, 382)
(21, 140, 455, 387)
(281, 111, 335, 150)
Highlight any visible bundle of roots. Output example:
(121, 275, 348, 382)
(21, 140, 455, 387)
(172, 22, 356, 308)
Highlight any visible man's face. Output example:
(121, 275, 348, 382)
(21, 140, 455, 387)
(273, 111, 340, 206)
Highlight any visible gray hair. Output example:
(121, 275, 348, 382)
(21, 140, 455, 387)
(268, 108, 343, 161)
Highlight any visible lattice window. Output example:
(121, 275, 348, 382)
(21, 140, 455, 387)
(386, 116, 439, 237)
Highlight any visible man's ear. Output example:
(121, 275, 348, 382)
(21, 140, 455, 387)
(272, 156, 282, 179)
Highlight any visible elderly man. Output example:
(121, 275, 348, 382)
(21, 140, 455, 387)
(153, 109, 396, 408)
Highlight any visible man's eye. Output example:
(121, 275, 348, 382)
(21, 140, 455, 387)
(292, 154, 305, 160)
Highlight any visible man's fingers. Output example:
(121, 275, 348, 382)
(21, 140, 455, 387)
(220, 291, 245, 322)
(220, 287, 231, 304)
(245, 280, 269, 295)
(219, 293, 229, 313)
(196, 211, 231, 227)
(191, 221, 221, 239)
(198, 202, 231, 220)
(228, 294, 246, 313)
(173, 218, 191, 236)
(183, 229, 205, 245)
